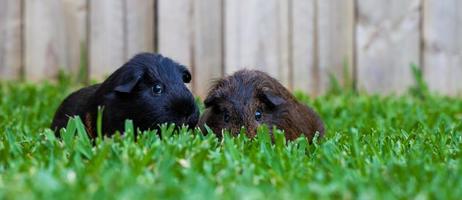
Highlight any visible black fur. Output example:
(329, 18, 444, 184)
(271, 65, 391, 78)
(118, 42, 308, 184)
(51, 53, 199, 137)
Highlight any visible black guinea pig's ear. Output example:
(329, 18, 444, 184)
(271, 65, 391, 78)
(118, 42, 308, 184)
(175, 63, 192, 83)
(113, 71, 143, 93)
(259, 89, 286, 108)
(182, 70, 192, 83)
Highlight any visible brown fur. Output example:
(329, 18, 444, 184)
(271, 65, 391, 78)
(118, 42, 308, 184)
(85, 113, 95, 138)
(199, 69, 324, 141)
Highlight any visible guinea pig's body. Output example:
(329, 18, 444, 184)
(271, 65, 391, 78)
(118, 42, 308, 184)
(199, 69, 324, 141)
(51, 53, 199, 138)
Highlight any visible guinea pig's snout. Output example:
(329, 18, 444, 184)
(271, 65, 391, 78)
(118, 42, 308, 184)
(169, 96, 199, 129)
(170, 97, 197, 117)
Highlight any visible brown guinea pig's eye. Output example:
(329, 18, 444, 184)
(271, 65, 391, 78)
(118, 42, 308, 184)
(182, 71, 191, 83)
(152, 84, 164, 95)
(255, 110, 262, 121)
(223, 112, 230, 123)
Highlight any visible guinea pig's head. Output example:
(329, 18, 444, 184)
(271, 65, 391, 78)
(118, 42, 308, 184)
(199, 70, 288, 138)
(95, 53, 199, 134)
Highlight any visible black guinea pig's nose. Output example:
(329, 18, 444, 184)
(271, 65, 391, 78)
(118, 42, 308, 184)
(170, 97, 197, 117)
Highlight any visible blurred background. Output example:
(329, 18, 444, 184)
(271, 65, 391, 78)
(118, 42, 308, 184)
(0, 0, 460, 98)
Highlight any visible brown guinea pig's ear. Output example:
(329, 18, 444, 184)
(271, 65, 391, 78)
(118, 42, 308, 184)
(259, 89, 286, 108)
(204, 92, 221, 108)
(205, 78, 227, 108)
(114, 73, 143, 93)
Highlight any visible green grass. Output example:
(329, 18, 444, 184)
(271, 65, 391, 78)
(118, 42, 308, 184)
(0, 80, 461, 200)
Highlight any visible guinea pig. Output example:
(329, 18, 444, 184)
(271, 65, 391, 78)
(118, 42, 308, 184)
(199, 69, 324, 141)
(51, 53, 199, 138)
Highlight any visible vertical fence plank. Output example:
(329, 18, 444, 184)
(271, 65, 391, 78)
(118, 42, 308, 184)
(291, 0, 315, 93)
(89, 0, 125, 80)
(317, 0, 355, 94)
(356, 0, 421, 94)
(158, 0, 192, 66)
(25, 0, 85, 81)
(126, 0, 155, 58)
(0, 0, 22, 80)
(225, 0, 290, 86)
(62, 0, 87, 79)
(25, 0, 63, 80)
(157, 0, 195, 93)
(90, 0, 155, 80)
(277, 0, 291, 87)
(158, 0, 223, 98)
(423, 0, 462, 95)
(193, 0, 223, 98)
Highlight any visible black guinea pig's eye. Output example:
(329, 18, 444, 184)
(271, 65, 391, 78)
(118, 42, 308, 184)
(223, 112, 230, 123)
(255, 110, 262, 121)
(182, 71, 191, 83)
(152, 84, 164, 95)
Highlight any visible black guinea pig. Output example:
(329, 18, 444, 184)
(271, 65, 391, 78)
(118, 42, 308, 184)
(199, 69, 324, 141)
(51, 53, 199, 138)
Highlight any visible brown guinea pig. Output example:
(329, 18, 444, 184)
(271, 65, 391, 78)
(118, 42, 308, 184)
(199, 69, 324, 141)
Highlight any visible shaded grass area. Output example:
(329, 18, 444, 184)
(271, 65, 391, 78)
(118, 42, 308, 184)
(0, 79, 461, 199)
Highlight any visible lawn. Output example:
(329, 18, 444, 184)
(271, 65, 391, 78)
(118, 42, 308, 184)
(0, 76, 461, 199)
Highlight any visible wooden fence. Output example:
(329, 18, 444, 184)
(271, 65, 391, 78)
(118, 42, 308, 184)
(0, 0, 461, 97)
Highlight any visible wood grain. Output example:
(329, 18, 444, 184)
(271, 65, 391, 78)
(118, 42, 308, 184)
(125, 0, 155, 59)
(24, 0, 85, 81)
(316, 0, 355, 94)
(1, 1, 462, 96)
(192, 0, 223, 98)
(157, 0, 192, 66)
(89, 0, 125, 80)
(0, 0, 22, 80)
(291, 0, 315, 93)
(423, 0, 462, 95)
(224, 0, 290, 86)
(356, 0, 421, 94)
(62, 0, 87, 76)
